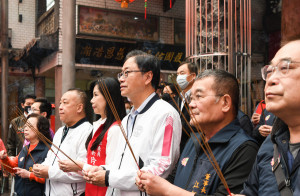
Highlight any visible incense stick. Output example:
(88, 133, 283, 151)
(0, 161, 15, 170)
(98, 80, 140, 170)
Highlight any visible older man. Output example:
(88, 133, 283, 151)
(237, 38, 300, 196)
(136, 69, 258, 195)
(84, 50, 182, 196)
(33, 89, 92, 196)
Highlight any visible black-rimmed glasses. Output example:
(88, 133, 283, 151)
(117, 70, 144, 80)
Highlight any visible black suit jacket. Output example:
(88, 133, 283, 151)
(175, 96, 195, 154)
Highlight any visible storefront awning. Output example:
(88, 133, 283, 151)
(9, 32, 58, 73)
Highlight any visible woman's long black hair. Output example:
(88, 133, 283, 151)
(27, 113, 53, 143)
(85, 77, 126, 151)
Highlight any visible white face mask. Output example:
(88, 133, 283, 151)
(176, 74, 191, 90)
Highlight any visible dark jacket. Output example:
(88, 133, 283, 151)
(7, 116, 25, 156)
(252, 109, 276, 146)
(174, 119, 258, 195)
(15, 142, 49, 196)
(175, 95, 195, 153)
(242, 119, 300, 196)
(237, 110, 253, 137)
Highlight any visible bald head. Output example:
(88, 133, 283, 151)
(59, 89, 87, 127)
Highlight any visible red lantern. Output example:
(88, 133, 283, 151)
(115, 0, 135, 8)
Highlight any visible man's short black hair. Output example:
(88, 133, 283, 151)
(22, 94, 36, 104)
(179, 61, 198, 75)
(35, 97, 52, 119)
(125, 50, 161, 90)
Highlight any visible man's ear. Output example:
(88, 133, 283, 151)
(144, 71, 153, 86)
(21, 103, 25, 109)
(221, 94, 231, 113)
(77, 103, 84, 113)
(191, 72, 197, 79)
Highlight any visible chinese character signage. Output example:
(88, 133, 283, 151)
(75, 38, 185, 71)
(78, 6, 159, 41)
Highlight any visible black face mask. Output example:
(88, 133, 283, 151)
(161, 93, 171, 102)
(24, 106, 31, 114)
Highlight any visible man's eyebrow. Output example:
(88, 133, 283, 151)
(192, 88, 204, 95)
(270, 57, 292, 65)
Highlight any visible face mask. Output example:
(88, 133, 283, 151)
(126, 109, 131, 115)
(24, 106, 31, 114)
(161, 93, 171, 102)
(176, 74, 190, 90)
(28, 110, 33, 115)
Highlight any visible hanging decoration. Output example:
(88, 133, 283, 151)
(163, 0, 176, 12)
(144, 0, 147, 19)
(115, 0, 135, 8)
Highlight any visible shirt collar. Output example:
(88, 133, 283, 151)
(207, 118, 241, 143)
(130, 92, 156, 115)
(93, 118, 107, 134)
(93, 118, 107, 127)
(66, 117, 88, 129)
(180, 89, 191, 99)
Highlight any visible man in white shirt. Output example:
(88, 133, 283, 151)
(33, 88, 92, 196)
(84, 50, 182, 196)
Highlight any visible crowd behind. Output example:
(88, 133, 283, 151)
(0, 38, 299, 196)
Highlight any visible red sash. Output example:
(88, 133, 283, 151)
(85, 121, 119, 196)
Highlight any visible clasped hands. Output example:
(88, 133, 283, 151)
(82, 165, 106, 186)
(32, 164, 49, 178)
(57, 161, 107, 187)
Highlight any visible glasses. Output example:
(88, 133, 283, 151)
(28, 108, 40, 113)
(117, 70, 144, 80)
(261, 59, 300, 81)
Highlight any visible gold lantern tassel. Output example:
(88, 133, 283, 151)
(121, 0, 129, 8)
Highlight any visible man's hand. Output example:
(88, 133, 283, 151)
(14, 167, 30, 179)
(58, 159, 82, 172)
(83, 167, 106, 187)
(137, 171, 172, 196)
(135, 170, 146, 192)
(259, 125, 272, 137)
(136, 171, 195, 196)
(0, 150, 7, 160)
(251, 113, 261, 125)
(83, 165, 103, 174)
(32, 164, 49, 178)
